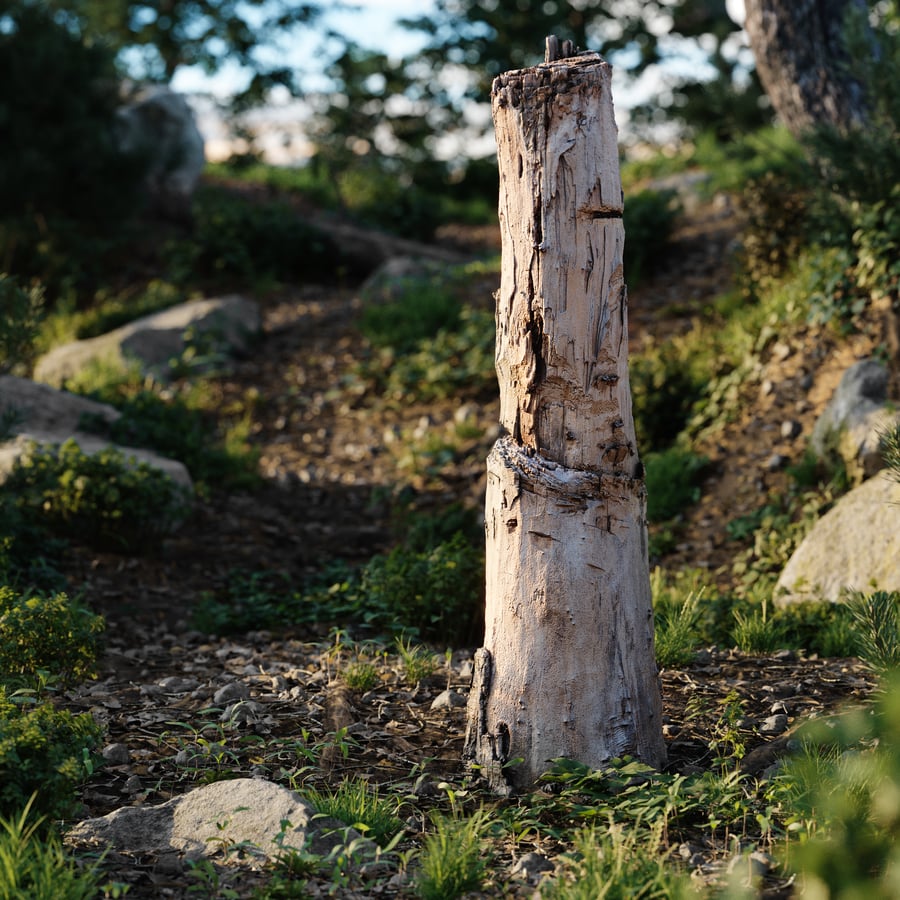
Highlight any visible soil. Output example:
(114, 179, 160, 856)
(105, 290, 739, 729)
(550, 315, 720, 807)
(55, 189, 896, 897)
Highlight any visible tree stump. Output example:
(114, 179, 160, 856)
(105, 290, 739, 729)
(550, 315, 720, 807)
(464, 48, 666, 793)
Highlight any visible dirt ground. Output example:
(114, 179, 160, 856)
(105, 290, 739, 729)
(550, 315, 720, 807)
(57, 193, 892, 896)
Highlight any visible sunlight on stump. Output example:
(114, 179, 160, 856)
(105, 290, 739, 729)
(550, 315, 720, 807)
(463, 41, 666, 794)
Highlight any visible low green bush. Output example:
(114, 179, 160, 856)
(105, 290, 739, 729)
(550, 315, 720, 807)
(3, 439, 190, 552)
(165, 188, 350, 288)
(0, 588, 103, 687)
(0, 690, 103, 821)
(0, 275, 43, 376)
(623, 188, 681, 285)
(644, 446, 708, 523)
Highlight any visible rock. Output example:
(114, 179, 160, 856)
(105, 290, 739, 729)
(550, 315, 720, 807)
(116, 86, 205, 221)
(33, 296, 261, 388)
(810, 359, 900, 482)
(759, 715, 789, 735)
(775, 471, 900, 604)
(780, 419, 802, 440)
(0, 375, 192, 494)
(213, 682, 251, 705)
(66, 778, 368, 863)
(101, 743, 131, 765)
(430, 690, 466, 710)
(508, 851, 554, 883)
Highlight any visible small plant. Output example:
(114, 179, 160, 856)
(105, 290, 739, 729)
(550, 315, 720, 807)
(732, 597, 784, 654)
(3, 439, 190, 552)
(882, 421, 900, 483)
(304, 777, 403, 848)
(623, 188, 681, 285)
(0, 274, 43, 375)
(416, 807, 491, 900)
(541, 819, 693, 900)
(342, 659, 380, 693)
(0, 796, 102, 899)
(847, 590, 900, 674)
(654, 589, 702, 668)
(396, 637, 440, 685)
(0, 690, 103, 820)
(0, 587, 104, 686)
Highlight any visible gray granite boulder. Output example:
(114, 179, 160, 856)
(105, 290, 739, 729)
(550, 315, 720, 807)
(810, 359, 900, 483)
(775, 470, 900, 604)
(0, 375, 192, 493)
(66, 778, 367, 865)
(33, 296, 260, 388)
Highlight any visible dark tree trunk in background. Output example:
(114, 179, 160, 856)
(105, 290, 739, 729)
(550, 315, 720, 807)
(743, 0, 871, 136)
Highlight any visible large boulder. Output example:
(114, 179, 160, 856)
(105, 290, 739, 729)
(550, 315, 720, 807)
(33, 296, 260, 388)
(775, 470, 900, 604)
(0, 375, 192, 493)
(66, 778, 368, 865)
(116, 85, 205, 221)
(810, 359, 900, 483)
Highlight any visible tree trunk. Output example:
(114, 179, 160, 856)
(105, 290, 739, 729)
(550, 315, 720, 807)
(463, 49, 665, 794)
(743, 0, 870, 137)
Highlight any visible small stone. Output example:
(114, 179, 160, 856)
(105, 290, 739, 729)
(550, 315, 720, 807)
(780, 420, 802, 440)
(158, 675, 199, 693)
(760, 714, 789, 735)
(430, 690, 466, 710)
(772, 341, 792, 362)
(760, 380, 775, 398)
(508, 852, 553, 883)
(124, 775, 143, 794)
(220, 700, 265, 723)
(213, 681, 251, 705)
(101, 743, 131, 765)
(773, 649, 797, 661)
(458, 659, 474, 681)
(770, 701, 789, 715)
(764, 453, 789, 471)
(662, 723, 681, 738)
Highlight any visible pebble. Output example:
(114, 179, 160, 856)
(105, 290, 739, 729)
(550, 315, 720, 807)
(213, 682, 251, 705)
(430, 690, 466, 710)
(124, 774, 143, 794)
(101, 743, 131, 765)
(764, 452, 789, 470)
(759, 714, 789, 735)
(508, 852, 554, 883)
(220, 700, 265, 723)
(780, 419, 802, 440)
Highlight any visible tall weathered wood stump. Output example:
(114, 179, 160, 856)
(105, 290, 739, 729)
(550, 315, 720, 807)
(464, 50, 666, 793)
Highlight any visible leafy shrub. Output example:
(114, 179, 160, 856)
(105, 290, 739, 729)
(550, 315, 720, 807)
(0, 275, 43, 375)
(165, 188, 349, 287)
(3, 439, 190, 552)
(623, 188, 681, 285)
(0, 588, 103, 687)
(321, 532, 484, 645)
(644, 446, 707, 523)
(0, 690, 102, 821)
(80, 384, 260, 491)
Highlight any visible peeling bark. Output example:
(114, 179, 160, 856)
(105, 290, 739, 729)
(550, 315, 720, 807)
(464, 50, 665, 791)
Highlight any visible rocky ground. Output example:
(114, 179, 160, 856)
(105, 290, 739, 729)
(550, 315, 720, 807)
(56, 192, 890, 896)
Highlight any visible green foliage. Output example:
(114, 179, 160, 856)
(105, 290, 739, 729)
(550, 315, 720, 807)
(847, 590, 900, 674)
(0, 796, 102, 899)
(0, 587, 103, 687)
(191, 568, 299, 635)
(3, 439, 190, 552)
(770, 675, 900, 897)
(360, 282, 463, 355)
(731, 598, 783, 654)
(654, 588, 702, 668)
(318, 532, 484, 645)
(341, 660, 380, 693)
(644, 447, 707, 523)
(165, 188, 350, 288)
(0, 689, 103, 821)
(416, 808, 490, 900)
(883, 421, 900, 483)
(395, 637, 439, 685)
(0, 275, 43, 375)
(623, 189, 681, 285)
(79, 380, 260, 492)
(541, 821, 693, 900)
(303, 777, 402, 848)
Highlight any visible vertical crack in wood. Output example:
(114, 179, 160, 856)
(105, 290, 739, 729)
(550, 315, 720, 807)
(463, 648, 513, 796)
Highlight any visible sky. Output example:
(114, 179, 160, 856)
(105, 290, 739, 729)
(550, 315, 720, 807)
(174, 0, 749, 164)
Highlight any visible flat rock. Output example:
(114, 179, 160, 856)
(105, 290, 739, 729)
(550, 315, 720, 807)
(0, 375, 192, 492)
(34, 295, 260, 387)
(66, 778, 365, 863)
(775, 471, 900, 604)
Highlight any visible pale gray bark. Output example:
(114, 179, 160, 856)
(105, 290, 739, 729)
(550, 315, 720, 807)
(464, 51, 666, 793)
